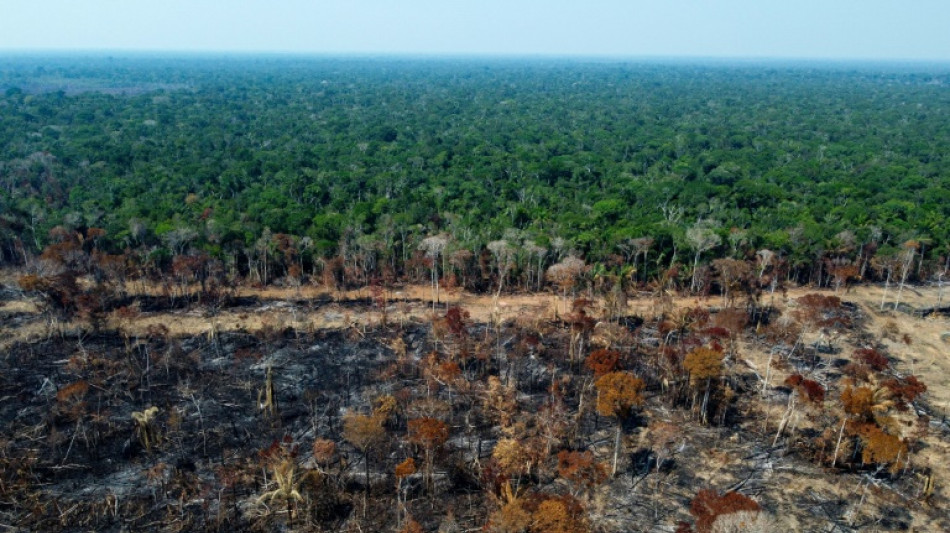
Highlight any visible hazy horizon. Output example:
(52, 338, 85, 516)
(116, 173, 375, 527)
(2, 1, 950, 62)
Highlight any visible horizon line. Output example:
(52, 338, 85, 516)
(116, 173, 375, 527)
(2, 48, 950, 66)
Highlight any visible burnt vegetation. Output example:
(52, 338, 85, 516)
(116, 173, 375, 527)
(1, 245, 947, 531)
(1, 57, 949, 531)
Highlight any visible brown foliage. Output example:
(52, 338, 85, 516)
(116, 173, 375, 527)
(566, 305, 596, 334)
(797, 293, 842, 311)
(840, 386, 875, 420)
(18, 271, 82, 316)
(784, 374, 825, 403)
(395, 457, 417, 479)
(145, 323, 170, 340)
(445, 306, 470, 338)
(312, 439, 336, 466)
(372, 394, 398, 423)
(830, 264, 860, 287)
(85, 227, 107, 243)
(435, 361, 462, 383)
(56, 380, 90, 404)
(342, 412, 385, 452)
(556, 450, 607, 491)
(712, 308, 748, 336)
(408, 417, 450, 450)
(683, 347, 724, 383)
(685, 305, 711, 327)
(55, 380, 90, 421)
(795, 293, 851, 331)
(703, 327, 731, 340)
(880, 375, 927, 411)
(258, 436, 299, 464)
(689, 489, 760, 533)
(842, 362, 872, 382)
(17, 273, 45, 292)
(584, 349, 620, 377)
(799, 379, 826, 403)
(493, 439, 529, 477)
(479, 460, 513, 499)
(487, 500, 532, 533)
(399, 516, 424, 533)
(856, 424, 908, 473)
(853, 348, 889, 371)
(594, 371, 644, 419)
(114, 304, 140, 321)
(485, 376, 518, 427)
(41, 239, 84, 269)
(530, 494, 589, 533)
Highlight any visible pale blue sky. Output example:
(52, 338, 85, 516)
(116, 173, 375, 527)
(1, 0, 948, 60)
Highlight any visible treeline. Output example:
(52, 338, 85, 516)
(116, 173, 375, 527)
(2, 56, 950, 290)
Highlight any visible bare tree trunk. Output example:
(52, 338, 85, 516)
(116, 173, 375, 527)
(895, 247, 917, 310)
(690, 252, 701, 293)
(761, 349, 774, 395)
(642, 250, 649, 284)
(895, 269, 910, 310)
(880, 270, 892, 311)
(612, 424, 622, 476)
(831, 416, 847, 468)
(937, 272, 946, 308)
(432, 266, 439, 312)
(537, 257, 544, 292)
(772, 396, 796, 447)
(700, 378, 711, 425)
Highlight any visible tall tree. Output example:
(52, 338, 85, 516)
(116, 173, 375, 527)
(686, 221, 722, 293)
(594, 371, 645, 476)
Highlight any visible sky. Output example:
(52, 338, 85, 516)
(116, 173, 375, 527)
(1, 0, 949, 61)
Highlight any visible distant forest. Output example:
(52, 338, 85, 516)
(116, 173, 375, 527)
(2, 55, 950, 292)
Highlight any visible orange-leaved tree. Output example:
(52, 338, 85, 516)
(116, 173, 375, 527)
(683, 347, 723, 425)
(531, 494, 591, 533)
(394, 457, 417, 527)
(585, 348, 620, 377)
(556, 450, 607, 498)
(837, 384, 911, 473)
(407, 417, 450, 493)
(342, 411, 386, 493)
(594, 371, 645, 475)
(492, 438, 531, 491)
(856, 423, 908, 474)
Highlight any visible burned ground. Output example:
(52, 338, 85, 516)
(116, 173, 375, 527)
(0, 286, 948, 532)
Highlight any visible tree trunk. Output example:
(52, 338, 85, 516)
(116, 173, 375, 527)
(831, 417, 847, 468)
(690, 252, 701, 293)
(772, 396, 796, 447)
(612, 424, 622, 477)
(880, 270, 892, 311)
(364, 452, 370, 496)
(895, 270, 909, 310)
(700, 378, 711, 425)
(432, 266, 439, 312)
(937, 274, 945, 308)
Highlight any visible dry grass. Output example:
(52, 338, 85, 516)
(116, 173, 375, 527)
(838, 286, 950, 408)
(0, 299, 39, 314)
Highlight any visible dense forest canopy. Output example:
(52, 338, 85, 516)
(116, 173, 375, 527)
(2, 55, 950, 287)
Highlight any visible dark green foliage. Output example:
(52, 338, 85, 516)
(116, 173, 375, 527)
(2, 55, 950, 285)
